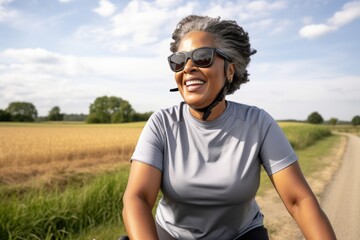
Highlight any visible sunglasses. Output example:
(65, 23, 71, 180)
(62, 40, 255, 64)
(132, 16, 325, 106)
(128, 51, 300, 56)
(168, 47, 231, 72)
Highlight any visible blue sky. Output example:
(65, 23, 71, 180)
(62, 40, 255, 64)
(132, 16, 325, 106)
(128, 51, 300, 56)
(0, 0, 359, 120)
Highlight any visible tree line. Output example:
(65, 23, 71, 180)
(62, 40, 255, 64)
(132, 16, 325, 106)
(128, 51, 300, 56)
(306, 111, 360, 126)
(0, 96, 153, 123)
(0, 98, 359, 125)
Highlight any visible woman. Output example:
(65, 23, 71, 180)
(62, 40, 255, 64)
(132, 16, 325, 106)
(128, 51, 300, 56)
(122, 15, 336, 240)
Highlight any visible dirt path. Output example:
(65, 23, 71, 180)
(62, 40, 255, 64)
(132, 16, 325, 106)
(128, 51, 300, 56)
(321, 134, 360, 240)
(256, 133, 359, 239)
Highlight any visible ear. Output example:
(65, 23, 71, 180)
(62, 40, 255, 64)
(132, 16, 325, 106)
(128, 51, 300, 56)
(227, 63, 235, 82)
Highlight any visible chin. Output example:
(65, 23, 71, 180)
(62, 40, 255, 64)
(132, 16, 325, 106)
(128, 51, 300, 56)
(185, 99, 208, 109)
(182, 91, 209, 106)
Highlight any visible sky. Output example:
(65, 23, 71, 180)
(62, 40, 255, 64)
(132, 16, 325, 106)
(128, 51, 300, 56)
(0, 0, 359, 121)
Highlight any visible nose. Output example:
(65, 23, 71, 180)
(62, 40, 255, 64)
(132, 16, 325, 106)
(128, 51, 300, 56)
(183, 57, 196, 73)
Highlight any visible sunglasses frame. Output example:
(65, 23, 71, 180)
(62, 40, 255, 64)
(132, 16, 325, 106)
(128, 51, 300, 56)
(168, 47, 231, 72)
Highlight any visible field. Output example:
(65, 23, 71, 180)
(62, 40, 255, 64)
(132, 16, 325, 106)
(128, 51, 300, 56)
(0, 122, 143, 189)
(0, 121, 343, 239)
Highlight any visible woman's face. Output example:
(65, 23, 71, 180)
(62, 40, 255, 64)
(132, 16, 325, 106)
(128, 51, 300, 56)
(174, 31, 228, 109)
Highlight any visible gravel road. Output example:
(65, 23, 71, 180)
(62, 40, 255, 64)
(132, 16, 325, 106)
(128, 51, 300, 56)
(321, 134, 360, 240)
(257, 133, 360, 240)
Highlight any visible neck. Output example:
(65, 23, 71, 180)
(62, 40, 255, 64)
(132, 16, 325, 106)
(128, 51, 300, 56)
(189, 99, 227, 121)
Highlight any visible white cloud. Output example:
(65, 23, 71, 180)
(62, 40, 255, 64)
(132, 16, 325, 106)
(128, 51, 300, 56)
(58, 0, 74, 3)
(93, 0, 116, 17)
(76, 0, 197, 52)
(299, 0, 360, 39)
(229, 59, 360, 120)
(202, 0, 286, 21)
(4, 48, 60, 63)
(76, 0, 287, 53)
(328, 1, 360, 26)
(0, 0, 16, 22)
(109, 0, 185, 42)
(0, 48, 174, 115)
(299, 24, 337, 39)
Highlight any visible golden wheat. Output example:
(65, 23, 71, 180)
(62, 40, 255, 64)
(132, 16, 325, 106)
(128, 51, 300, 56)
(1, 125, 142, 165)
(0, 123, 143, 185)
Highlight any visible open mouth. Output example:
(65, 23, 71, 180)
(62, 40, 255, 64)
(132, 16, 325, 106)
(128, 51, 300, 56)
(185, 80, 205, 87)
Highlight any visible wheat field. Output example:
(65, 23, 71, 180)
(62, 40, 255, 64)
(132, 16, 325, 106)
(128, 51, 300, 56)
(0, 122, 144, 186)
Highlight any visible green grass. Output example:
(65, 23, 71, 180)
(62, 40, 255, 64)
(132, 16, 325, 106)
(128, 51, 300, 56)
(0, 166, 130, 240)
(330, 124, 360, 136)
(281, 124, 332, 150)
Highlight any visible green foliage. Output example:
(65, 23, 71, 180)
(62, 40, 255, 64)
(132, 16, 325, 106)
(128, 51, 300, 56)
(0, 167, 130, 240)
(281, 124, 331, 150)
(351, 115, 360, 126)
(63, 114, 88, 122)
(328, 117, 338, 125)
(48, 106, 64, 121)
(6, 102, 38, 122)
(87, 96, 135, 124)
(86, 113, 102, 123)
(132, 111, 153, 122)
(0, 109, 12, 122)
(86, 96, 152, 124)
(307, 111, 324, 124)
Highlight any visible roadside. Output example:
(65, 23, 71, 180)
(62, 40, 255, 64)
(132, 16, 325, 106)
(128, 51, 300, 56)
(321, 134, 360, 239)
(256, 134, 347, 240)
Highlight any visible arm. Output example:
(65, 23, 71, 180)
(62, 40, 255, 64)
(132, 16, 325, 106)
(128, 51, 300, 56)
(270, 162, 336, 240)
(122, 160, 162, 240)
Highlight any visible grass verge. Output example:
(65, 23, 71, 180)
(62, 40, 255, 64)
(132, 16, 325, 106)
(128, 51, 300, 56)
(0, 166, 130, 240)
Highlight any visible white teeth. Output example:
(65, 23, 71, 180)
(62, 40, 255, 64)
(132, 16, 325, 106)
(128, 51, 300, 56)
(185, 80, 205, 86)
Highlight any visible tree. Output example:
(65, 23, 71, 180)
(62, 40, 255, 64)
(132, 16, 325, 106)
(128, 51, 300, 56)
(6, 102, 38, 122)
(0, 109, 12, 122)
(351, 115, 360, 126)
(63, 113, 87, 121)
(86, 96, 135, 123)
(132, 111, 153, 121)
(307, 111, 323, 124)
(48, 106, 64, 121)
(328, 117, 338, 126)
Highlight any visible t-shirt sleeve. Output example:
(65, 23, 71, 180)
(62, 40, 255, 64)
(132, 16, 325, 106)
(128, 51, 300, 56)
(131, 112, 165, 171)
(259, 112, 298, 175)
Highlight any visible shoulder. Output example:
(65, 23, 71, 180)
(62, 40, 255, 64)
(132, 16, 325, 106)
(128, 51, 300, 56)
(228, 101, 274, 125)
(148, 103, 184, 126)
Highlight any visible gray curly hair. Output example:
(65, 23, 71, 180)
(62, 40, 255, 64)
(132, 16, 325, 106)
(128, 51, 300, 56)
(170, 15, 255, 95)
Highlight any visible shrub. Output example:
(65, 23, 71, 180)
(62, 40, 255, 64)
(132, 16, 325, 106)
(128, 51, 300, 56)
(351, 115, 360, 126)
(307, 111, 324, 124)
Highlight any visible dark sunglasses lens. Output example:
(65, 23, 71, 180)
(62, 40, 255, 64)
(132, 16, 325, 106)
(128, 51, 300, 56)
(170, 53, 186, 72)
(193, 48, 213, 67)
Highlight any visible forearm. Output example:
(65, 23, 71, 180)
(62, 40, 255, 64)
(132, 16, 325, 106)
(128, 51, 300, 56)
(122, 196, 158, 240)
(290, 197, 336, 240)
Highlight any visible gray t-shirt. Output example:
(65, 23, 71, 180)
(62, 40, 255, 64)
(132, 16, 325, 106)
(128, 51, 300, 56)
(131, 101, 297, 239)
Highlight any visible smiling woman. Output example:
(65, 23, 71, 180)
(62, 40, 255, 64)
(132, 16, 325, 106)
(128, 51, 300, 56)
(121, 15, 337, 240)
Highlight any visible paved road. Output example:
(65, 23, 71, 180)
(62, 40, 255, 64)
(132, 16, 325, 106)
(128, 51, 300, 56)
(321, 134, 360, 240)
